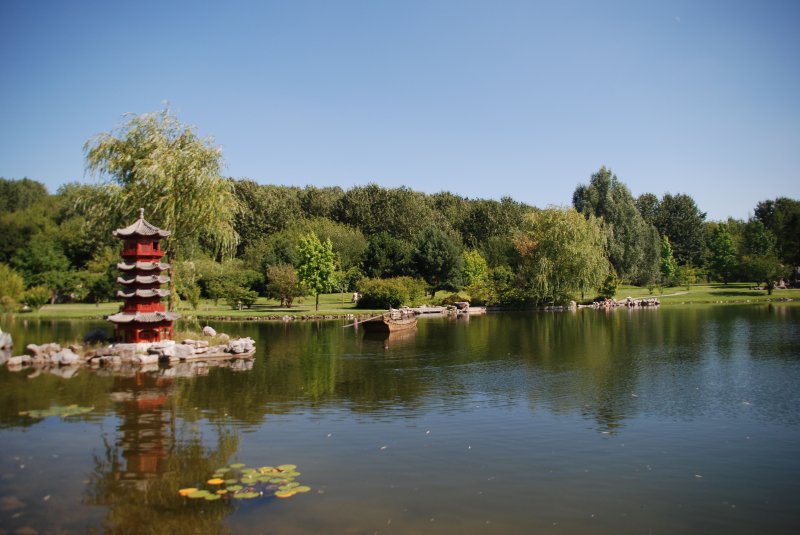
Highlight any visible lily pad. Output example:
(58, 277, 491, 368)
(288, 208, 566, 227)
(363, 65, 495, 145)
(230, 463, 245, 469)
(232, 491, 260, 500)
(294, 486, 311, 493)
(205, 494, 221, 501)
(275, 490, 296, 499)
(207, 478, 225, 485)
(178, 488, 198, 497)
(188, 490, 211, 499)
(224, 478, 238, 485)
(278, 464, 297, 471)
(226, 485, 243, 492)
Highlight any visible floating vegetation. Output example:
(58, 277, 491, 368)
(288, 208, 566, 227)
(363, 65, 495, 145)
(19, 405, 94, 419)
(180, 462, 311, 503)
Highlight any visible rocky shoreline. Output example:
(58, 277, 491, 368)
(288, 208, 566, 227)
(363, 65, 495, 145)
(1, 326, 255, 375)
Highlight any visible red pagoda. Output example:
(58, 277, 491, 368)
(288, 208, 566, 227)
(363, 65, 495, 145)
(108, 209, 180, 343)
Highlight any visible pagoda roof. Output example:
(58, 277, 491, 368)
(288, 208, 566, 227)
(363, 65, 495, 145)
(113, 209, 171, 238)
(108, 311, 181, 324)
(117, 261, 171, 271)
(117, 289, 171, 299)
(117, 275, 171, 285)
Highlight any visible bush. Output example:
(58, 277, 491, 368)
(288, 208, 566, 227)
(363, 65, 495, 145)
(22, 285, 52, 310)
(356, 278, 410, 309)
(225, 286, 259, 309)
(355, 277, 427, 309)
(438, 292, 471, 306)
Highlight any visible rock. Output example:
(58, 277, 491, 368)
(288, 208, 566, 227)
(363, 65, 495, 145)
(26, 343, 61, 358)
(133, 353, 159, 365)
(7, 355, 32, 367)
(202, 326, 217, 337)
(0, 329, 12, 350)
(113, 344, 138, 359)
(53, 348, 80, 366)
(174, 344, 195, 360)
(94, 346, 115, 357)
(227, 337, 255, 354)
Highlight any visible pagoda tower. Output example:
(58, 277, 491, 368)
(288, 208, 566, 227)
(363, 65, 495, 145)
(108, 209, 180, 343)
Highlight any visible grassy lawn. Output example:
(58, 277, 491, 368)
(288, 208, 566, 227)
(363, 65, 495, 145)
(616, 282, 800, 304)
(14, 283, 797, 321)
(25, 293, 385, 320)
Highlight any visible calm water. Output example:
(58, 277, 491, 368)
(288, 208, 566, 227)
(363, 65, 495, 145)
(1, 306, 799, 534)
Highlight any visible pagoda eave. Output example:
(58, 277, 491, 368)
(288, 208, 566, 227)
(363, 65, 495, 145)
(108, 312, 181, 324)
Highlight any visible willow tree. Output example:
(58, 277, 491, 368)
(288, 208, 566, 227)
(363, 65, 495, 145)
(514, 207, 608, 305)
(84, 109, 239, 308)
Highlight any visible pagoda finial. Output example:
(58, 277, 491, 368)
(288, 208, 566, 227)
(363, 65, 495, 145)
(139, 208, 145, 220)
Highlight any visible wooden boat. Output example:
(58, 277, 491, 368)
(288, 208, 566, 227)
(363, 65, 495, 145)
(360, 308, 418, 333)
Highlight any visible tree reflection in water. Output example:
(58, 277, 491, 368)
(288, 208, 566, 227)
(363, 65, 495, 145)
(85, 371, 239, 534)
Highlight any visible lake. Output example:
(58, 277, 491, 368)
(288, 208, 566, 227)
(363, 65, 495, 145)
(1, 306, 799, 534)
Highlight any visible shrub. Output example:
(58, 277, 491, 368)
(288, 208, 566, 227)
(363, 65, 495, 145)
(439, 292, 471, 306)
(22, 285, 52, 310)
(225, 286, 259, 309)
(356, 278, 409, 309)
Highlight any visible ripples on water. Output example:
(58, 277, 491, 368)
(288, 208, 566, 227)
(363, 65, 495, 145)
(1, 305, 799, 534)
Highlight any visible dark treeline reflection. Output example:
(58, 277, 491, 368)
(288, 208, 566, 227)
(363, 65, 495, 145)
(185, 306, 799, 430)
(2, 307, 798, 435)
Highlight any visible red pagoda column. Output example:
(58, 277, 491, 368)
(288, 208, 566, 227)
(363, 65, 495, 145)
(108, 209, 180, 343)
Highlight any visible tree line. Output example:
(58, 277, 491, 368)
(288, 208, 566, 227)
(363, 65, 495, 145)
(1, 110, 797, 312)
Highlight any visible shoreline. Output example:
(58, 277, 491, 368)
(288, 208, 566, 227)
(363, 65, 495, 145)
(3, 297, 796, 323)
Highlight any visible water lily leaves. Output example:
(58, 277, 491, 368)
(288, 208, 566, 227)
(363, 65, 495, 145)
(232, 491, 260, 500)
(180, 462, 309, 504)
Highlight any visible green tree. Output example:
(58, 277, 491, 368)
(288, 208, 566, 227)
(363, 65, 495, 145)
(635, 193, 660, 226)
(232, 180, 302, 254)
(741, 219, 783, 293)
(754, 197, 800, 269)
(0, 177, 49, 213)
(363, 232, 413, 278)
(297, 232, 337, 311)
(462, 249, 490, 287)
(460, 197, 530, 249)
(706, 223, 738, 284)
(412, 225, 464, 297)
(0, 263, 25, 312)
(513, 207, 608, 305)
(655, 193, 707, 266)
(11, 232, 71, 286)
(265, 264, 304, 307)
(299, 185, 344, 219)
(84, 108, 240, 309)
(573, 166, 658, 284)
(660, 236, 678, 287)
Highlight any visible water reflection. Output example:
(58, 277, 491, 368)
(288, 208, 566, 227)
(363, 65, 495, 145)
(1, 306, 799, 534)
(86, 371, 239, 534)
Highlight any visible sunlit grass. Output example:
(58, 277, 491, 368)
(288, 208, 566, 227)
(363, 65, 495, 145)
(617, 282, 800, 304)
(15, 283, 798, 320)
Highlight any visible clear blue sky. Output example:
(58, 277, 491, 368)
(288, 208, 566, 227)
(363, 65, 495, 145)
(1, 0, 798, 221)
